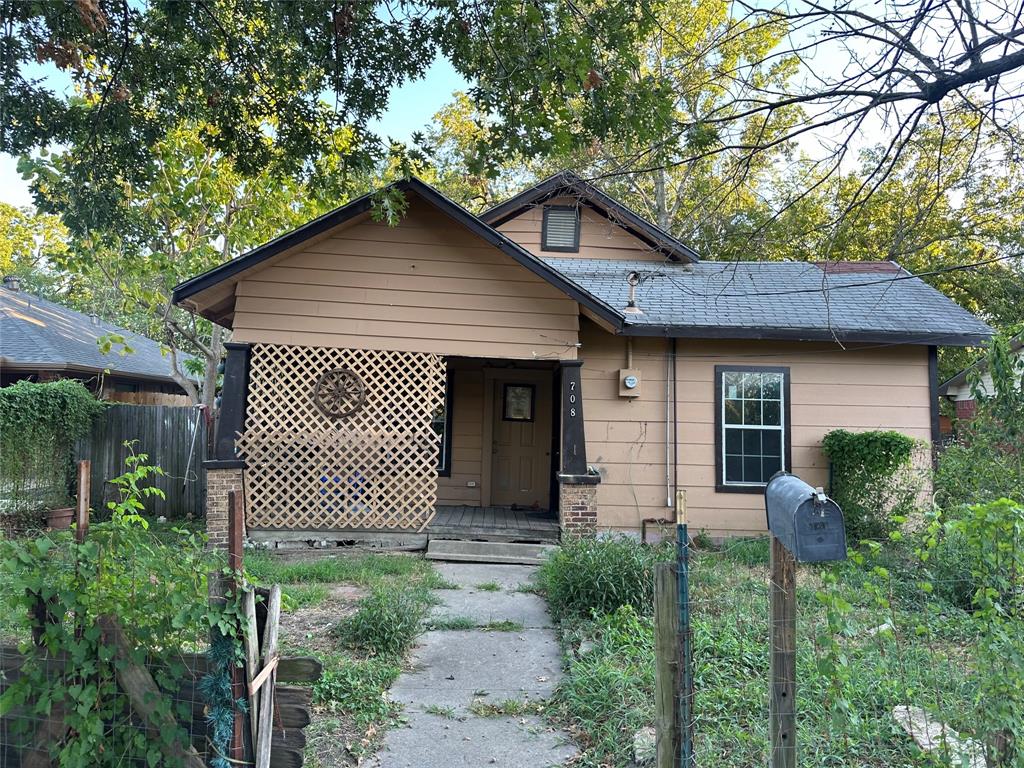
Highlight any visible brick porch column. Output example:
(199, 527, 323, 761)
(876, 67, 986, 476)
(204, 342, 251, 549)
(557, 360, 600, 536)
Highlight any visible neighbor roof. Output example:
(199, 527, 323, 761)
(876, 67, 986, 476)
(481, 170, 700, 264)
(0, 288, 179, 383)
(938, 331, 1023, 395)
(545, 258, 994, 345)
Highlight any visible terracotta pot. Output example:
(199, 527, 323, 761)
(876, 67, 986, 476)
(46, 507, 74, 530)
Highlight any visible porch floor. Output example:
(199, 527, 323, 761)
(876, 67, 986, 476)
(428, 505, 560, 544)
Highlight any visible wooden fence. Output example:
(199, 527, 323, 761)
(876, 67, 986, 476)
(75, 404, 207, 518)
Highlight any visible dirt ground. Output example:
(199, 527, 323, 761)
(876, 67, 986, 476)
(278, 583, 366, 655)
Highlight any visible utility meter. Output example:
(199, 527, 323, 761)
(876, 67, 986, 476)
(618, 369, 641, 398)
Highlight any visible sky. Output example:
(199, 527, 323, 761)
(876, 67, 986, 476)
(0, 55, 468, 210)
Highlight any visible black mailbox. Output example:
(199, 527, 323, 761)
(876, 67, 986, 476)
(764, 472, 847, 562)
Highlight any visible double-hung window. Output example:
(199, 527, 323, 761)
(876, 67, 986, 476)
(715, 366, 790, 491)
(432, 371, 453, 477)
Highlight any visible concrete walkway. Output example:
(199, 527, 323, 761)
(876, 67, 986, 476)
(369, 562, 577, 768)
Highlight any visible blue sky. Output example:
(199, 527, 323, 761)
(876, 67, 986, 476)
(0, 55, 468, 209)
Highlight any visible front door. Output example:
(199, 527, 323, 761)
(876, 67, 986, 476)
(490, 373, 552, 508)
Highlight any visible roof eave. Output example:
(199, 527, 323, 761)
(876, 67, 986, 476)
(620, 324, 993, 346)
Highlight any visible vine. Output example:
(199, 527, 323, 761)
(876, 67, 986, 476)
(0, 379, 104, 518)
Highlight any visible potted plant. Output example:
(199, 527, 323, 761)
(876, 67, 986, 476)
(46, 506, 74, 530)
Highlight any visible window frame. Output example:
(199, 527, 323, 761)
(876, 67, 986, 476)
(714, 365, 791, 493)
(434, 371, 454, 477)
(540, 205, 581, 253)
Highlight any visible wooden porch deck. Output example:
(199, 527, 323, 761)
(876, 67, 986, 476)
(428, 505, 560, 544)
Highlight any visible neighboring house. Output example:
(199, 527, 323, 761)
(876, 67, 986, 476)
(173, 171, 991, 543)
(0, 278, 189, 405)
(938, 332, 1023, 420)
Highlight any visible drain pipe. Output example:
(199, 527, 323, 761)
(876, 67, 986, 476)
(665, 340, 673, 508)
(672, 337, 679, 502)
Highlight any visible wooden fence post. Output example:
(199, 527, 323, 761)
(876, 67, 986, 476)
(226, 490, 246, 761)
(769, 535, 797, 768)
(75, 459, 90, 543)
(654, 562, 681, 768)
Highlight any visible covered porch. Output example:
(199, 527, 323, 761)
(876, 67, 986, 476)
(206, 342, 597, 549)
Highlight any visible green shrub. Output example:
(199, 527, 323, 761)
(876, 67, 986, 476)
(314, 654, 402, 728)
(335, 584, 430, 657)
(821, 429, 920, 541)
(538, 536, 671, 621)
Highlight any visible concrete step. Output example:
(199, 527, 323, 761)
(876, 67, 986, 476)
(425, 539, 558, 566)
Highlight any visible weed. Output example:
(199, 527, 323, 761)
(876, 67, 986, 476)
(424, 573, 460, 590)
(480, 620, 524, 632)
(475, 581, 501, 592)
(473, 689, 489, 697)
(425, 615, 477, 631)
(423, 704, 457, 719)
(718, 537, 770, 567)
(514, 582, 541, 594)
(469, 698, 547, 717)
(335, 585, 429, 657)
(282, 583, 330, 611)
(313, 654, 402, 729)
(538, 536, 672, 621)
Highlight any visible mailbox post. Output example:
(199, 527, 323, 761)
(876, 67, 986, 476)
(764, 473, 847, 768)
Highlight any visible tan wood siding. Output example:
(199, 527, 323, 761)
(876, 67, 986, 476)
(437, 364, 485, 505)
(231, 197, 581, 360)
(496, 196, 665, 262)
(577, 320, 932, 536)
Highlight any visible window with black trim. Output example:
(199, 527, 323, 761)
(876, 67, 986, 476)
(432, 374, 453, 476)
(715, 366, 790, 491)
(541, 206, 580, 252)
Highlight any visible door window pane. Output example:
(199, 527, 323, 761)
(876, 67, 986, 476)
(503, 384, 535, 421)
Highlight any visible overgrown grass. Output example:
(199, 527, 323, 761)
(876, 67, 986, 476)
(282, 583, 331, 611)
(544, 537, 980, 767)
(475, 581, 501, 592)
(334, 584, 433, 657)
(481, 619, 524, 632)
(246, 550, 443, 588)
(537, 536, 672, 621)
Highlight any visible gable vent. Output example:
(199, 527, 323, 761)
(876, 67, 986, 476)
(542, 206, 580, 252)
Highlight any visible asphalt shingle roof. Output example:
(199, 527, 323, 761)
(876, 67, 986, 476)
(543, 258, 993, 345)
(0, 288, 178, 382)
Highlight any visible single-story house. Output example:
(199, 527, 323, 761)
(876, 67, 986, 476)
(172, 171, 992, 545)
(939, 332, 1023, 420)
(1, 278, 189, 405)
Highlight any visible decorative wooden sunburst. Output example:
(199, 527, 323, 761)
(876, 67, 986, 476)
(313, 368, 367, 419)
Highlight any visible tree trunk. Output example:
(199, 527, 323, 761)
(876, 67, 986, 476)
(203, 324, 224, 411)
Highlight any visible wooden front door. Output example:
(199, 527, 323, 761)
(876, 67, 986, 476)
(490, 373, 552, 508)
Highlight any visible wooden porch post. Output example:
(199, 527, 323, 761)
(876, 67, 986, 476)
(557, 360, 599, 535)
(558, 360, 587, 477)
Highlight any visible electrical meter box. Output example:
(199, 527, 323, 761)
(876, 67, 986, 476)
(764, 472, 847, 562)
(618, 369, 641, 398)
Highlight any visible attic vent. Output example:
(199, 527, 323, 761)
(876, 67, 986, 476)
(542, 206, 580, 252)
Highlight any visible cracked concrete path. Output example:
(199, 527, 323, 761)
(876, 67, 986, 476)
(369, 562, 577, 768)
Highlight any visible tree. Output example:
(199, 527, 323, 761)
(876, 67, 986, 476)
(23, 122, 359, 405)
(2, 0, 671, 186)
(0, 202, 70, 296)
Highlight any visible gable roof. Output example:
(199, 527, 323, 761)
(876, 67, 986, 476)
(171, 175, 992, 347)
(0, 288, 180, 383)
(939, 332, 1023, 394)
(481, 170, 700, 264)
(171, 177, 624, 329)
(547, 258, 993, 345)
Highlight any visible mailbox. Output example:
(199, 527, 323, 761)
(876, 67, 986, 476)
(764, 472, 847, 562)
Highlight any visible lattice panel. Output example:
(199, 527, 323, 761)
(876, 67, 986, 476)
(236, 344, 445, 530)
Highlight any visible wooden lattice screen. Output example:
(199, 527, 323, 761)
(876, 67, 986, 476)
(236, 344, 445, 530)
